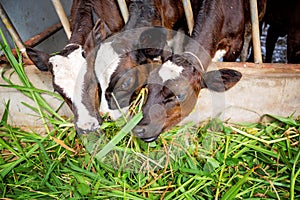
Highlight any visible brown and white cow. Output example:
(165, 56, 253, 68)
(96, 0, 207, 118)
(76, 0, 196, 134)
(132, 0, 244, 142)
(27, 0, 193, 134)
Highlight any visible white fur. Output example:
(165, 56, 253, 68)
(212, 49, 227, 62)
(94, 42, 127, 119)
(158, 60, 184, 83)
(50, 45, 99, 130)
(50, 47, 85, 101)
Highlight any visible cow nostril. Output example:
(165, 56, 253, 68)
(133, 126, 145, 137)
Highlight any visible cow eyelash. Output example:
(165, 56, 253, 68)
(81, 50, 86, 58)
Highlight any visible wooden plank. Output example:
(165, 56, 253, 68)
(0, 3, 26, 55)
(51, 0, 71, 39)
(182, 0, 194, 35)
(117, 0, 129, 23)
(250, 0, 263, 63)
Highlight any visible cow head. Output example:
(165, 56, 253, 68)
(102, 27, 170, 110)
(26, 19, 111, 134)
(132, 53, 242, 142)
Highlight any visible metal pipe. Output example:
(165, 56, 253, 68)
(25, 21, 63, 47)
(117, 0, 129, 23)
(51, 0, 71, 39)
(250, 0, 262, 63)
(182, 0, 194, 35)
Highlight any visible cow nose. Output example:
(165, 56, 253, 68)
(133, 126, 145, 137)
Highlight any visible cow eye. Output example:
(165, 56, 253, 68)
(175, 93, 186, 102)
(121, 76, 133, 90)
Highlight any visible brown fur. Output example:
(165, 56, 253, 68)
(133, 0, 244, 142)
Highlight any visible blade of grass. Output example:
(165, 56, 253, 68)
(221, 167, 255, 200)
(215, 135, 230, 200)
(0, 100, 10, 125)
(231, 126, 299, 144)
(95, 112, 143, 159)
(290, 149, 300, 200)
(0, 29, 65, 124)
(266, 114, 298, 126)
(0, 83, 63, 99)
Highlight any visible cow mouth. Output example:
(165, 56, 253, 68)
(133, 123, 163, 142)
(140, 135, 159, 143)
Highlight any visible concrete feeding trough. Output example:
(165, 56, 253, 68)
(182, 62, 300, 125)
(0, 65, 72, 131)
(1, 62, 299, 132)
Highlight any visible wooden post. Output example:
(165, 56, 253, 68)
(250, 0, 262, 63)
(0, 3, 26, 53)
(51, 0, 71, 39)
(0, 21, 63, 65)
(117, 0, 129, 23)
(182, 0, 194, 35)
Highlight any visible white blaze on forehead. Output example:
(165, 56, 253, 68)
(50, 45, 99, 130)
(159, 60, 184, 83)
(212, 49, 226, 62)
(94, 41, 123, 119)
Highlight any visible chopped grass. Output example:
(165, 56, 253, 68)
(1, 30, 300, 199)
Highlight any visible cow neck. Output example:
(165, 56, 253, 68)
(186, 0, 224, 66)
(183, 41, 212, 72)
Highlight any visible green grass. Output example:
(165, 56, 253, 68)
(1, 29, 300, 199)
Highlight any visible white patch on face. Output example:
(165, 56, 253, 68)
(212, 49, 227, 62)
(50, 46, 85, 101)
(94, 41, 123, 119)
(50, 45, 99, 130)
(158, 60, 184, 83)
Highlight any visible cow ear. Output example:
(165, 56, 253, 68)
(26, 47, 50, 71)
(201, 68, 242, 92)
(84, 19, 112, 53)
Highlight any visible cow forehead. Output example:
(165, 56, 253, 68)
(94, 41, 124, 119)
(50, 45, 87, 101)
(158, 60, 184, 83)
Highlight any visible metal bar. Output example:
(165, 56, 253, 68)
(25, 21, 63, 47)
(117, 0, 129, 23)
(250, 0, 263, 63)
(51, 0, 71, 39)
(182, 0, 194, 35)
